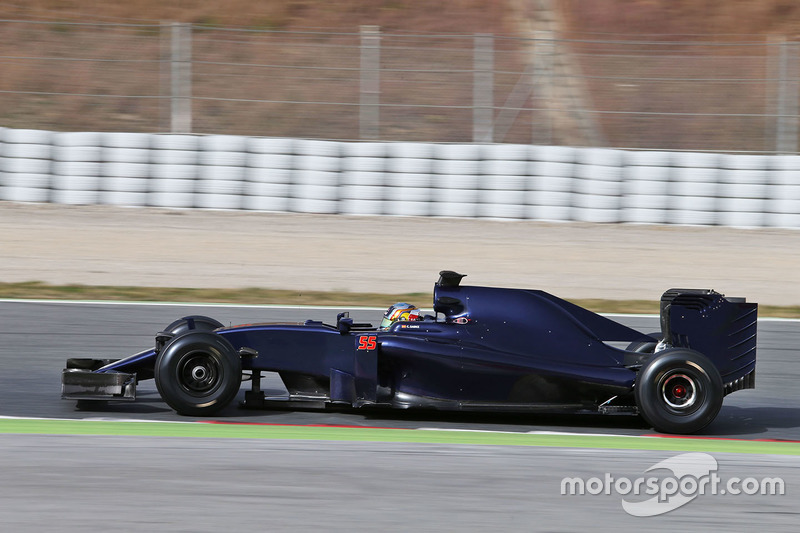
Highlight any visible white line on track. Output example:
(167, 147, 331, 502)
(0, 298, 795, 322)
(0, 415, 195, 424)
(0, 298, 385, 311)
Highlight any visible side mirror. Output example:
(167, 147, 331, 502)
(337, 312, 353, 334)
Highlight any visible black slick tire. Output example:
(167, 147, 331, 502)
(154, 331, 242, 416)
(635, 348, 723, 434)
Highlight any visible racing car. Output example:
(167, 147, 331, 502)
(62, 271, 757, 434)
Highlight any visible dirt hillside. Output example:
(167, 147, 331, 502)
(4, 1, 799, 36)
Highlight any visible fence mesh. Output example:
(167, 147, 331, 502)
(0, 19, 796, 152)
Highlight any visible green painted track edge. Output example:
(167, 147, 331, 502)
(1, 418, 799, 455)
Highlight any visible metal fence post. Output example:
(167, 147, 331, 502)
(171, 22, 192, 134)
(532, 30, 554, 145)
(473, 34, 494, 143)
(360, 25, 380, 140)
(160, 22, 169, 132)
(776, 38, 798, 154)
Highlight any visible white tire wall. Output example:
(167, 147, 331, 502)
(243, 137, 294, 212)
(291, 140, 341, 214)
(51, 132, 103, 205)
(0, 128, 54, 203)
(623, 151, 672, 224)
(1, 127, 799, 229)
(431, 144, 481, 218)
(340, 142, 388, 216)
(100, 132, 152, 206)
(768, 155, 800, 228)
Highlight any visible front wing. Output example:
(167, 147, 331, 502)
(61, 359, 136, 401)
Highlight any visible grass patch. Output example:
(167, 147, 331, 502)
(0, 281, 426, 308)
(1, 418, 799, 455)
(0, 282, 798, 317)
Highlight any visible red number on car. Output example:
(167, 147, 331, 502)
(357, 335, 377, 350)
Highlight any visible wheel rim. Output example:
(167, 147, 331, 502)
(659, 372, 698, 410)
(177, 349, 222, 396)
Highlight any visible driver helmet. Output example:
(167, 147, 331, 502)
(380, 302, 422, 330)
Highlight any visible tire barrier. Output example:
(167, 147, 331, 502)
(1, 128, 53, 204)
(102, 132, 152, 207)
(1, 127, 798, 229)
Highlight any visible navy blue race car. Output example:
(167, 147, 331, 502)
(62, 271, 757, 434)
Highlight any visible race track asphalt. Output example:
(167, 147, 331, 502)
(2, 436, 798, 532)
(2, 199, 800, 530)
(1, 302, 799, 530)
(2, 301, 798, 439)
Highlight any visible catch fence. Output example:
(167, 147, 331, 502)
(1, 20, 797, 152)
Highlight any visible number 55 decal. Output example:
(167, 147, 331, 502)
(357, 335, 377, 351)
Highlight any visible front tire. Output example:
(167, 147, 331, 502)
(635, 348, 723, 434)
(155, 331, 242, 416)
(156, 315, 224, 353)
(161, 315, 224, 336)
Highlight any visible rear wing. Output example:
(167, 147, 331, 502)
(660, 288, 757, 394)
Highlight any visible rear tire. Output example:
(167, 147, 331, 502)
(155, 331, 242, 416)
(626, 332, 661, 354)
(635, 348, 723, 434)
